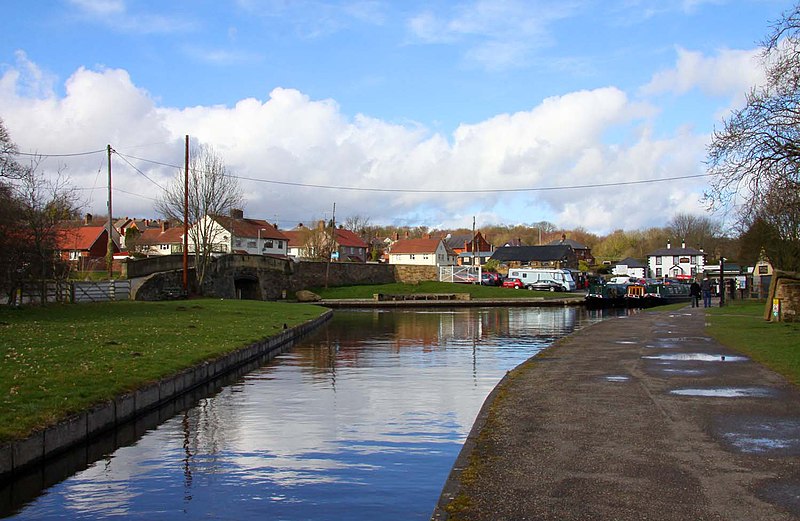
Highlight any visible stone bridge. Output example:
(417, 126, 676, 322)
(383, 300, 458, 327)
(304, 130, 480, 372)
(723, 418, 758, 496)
(125, 254, 439, 301)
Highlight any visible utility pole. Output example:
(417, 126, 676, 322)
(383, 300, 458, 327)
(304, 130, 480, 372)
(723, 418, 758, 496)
(325, 202, 336, 288)
(472, 216, 477, 266)
(183, 135, 189, 294)
(106, 144, 113, 280)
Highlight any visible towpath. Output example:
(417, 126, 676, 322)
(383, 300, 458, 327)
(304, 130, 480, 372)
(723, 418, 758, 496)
(433, 306, 800, 520)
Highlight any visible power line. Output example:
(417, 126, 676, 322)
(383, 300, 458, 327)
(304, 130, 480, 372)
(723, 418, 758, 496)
(112, 150, 168, 191)
(13, 148, 107, 158)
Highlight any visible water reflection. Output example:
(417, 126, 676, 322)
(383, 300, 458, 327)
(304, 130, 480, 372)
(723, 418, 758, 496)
(3, 306, 617, 520)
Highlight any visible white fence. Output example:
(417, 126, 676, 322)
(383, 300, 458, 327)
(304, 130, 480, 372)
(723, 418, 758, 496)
(439, 265, 481, 284)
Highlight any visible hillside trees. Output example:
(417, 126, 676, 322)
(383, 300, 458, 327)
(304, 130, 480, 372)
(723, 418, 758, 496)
(706, 4, 800, 270)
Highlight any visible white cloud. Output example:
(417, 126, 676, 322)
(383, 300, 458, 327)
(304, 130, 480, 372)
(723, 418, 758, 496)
(66, 0, 198, 34)
(0, 58, 713, 235)
(641, 46, 764, 99)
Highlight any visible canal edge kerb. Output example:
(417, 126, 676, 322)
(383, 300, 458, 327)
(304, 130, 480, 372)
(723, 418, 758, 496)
(429, 315, 607, 521)
(0, 308, 334, 481)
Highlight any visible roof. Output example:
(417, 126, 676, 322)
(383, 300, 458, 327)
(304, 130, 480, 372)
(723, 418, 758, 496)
(282, 230, 305, 248)
(210, 215, 288, 241)
(490, 245, 574, 262)
(139, 225, 184, 245)
(647, 245, 706, 256)
(334, 228, 368, 248)
(546, 238, 589, 249)
(56, 226, 107, 251)
(391, 237, 446, 254)
(615, 257, 646, 268)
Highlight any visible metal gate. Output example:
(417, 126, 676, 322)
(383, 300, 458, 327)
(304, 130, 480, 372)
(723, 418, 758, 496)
(439, 265, 481, 284)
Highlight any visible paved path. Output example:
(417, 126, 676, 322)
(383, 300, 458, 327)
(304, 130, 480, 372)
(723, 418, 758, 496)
(433, 306, 800, 520)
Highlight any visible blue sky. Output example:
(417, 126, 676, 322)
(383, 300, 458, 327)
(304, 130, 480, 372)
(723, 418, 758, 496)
(0, 0, 795, 234)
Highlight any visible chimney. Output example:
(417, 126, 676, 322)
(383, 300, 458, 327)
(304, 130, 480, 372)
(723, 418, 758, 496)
(667, 241, 671, 249)
(297, 223, 304, 229)
(681, 240, 686, 249)
(84, 213, 93, 225)
(162, 221, 170, 232)
(230, 208, 244, 220)
(318, 220, 326, 230)
(393, 232, 399, 241)
(561, 233, 566, 244)
(405, 231, 410, 239)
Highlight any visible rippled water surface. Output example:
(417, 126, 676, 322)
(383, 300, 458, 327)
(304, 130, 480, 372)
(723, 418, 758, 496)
(4, 306, 617, 520)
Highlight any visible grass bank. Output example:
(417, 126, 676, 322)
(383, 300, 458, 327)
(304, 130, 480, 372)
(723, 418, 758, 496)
(706, 300, 800, 386)
(0, 299, 327, 443)
(310, 281, 579, 300)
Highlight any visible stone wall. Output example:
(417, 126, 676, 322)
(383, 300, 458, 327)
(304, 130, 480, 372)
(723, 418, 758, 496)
(131, 255, 442, 300)
(765, 270, 800, 322)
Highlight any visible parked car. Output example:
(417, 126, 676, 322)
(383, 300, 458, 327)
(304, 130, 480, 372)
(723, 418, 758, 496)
(481, 272, 503, 286)
(502, 277, 524, 289)
(526, 281, 565, 292)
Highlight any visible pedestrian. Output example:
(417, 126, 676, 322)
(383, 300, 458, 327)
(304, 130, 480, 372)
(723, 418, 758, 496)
(690, 279, 701, 307)
(701, 277, 712, 307)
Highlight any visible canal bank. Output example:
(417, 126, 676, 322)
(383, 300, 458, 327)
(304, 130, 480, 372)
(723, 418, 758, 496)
(433, 306, 800, 520)
(0, 309, 333, 480)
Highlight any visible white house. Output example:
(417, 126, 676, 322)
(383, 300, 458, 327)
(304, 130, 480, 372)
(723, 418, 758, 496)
(190, 210, 288, 257)
(388, 237, 456, 266)
(646, 241, 706, 279)
(612, 257, 647, 279)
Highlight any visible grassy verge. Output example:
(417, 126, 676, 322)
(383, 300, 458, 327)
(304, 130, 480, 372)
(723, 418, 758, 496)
(310, 281, 581, 300)
(0, 299, 326, 443)
(706, 300, 800, 386)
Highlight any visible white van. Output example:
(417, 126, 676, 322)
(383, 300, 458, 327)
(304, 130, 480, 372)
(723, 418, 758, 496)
(506, 268, 576, 291)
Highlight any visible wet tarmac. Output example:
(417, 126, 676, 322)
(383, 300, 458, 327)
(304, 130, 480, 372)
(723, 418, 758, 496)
(433, 305, 800, 521)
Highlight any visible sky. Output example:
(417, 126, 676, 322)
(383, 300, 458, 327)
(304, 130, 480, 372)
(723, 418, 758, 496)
(0, 0, 795, 235)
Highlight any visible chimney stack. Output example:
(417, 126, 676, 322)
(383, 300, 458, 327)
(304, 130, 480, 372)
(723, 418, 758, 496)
(84, 213, 93, 225)
(230, 208, 244, 220)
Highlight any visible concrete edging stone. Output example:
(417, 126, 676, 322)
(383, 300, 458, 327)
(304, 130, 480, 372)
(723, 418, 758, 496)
(0, 309, 333, 480)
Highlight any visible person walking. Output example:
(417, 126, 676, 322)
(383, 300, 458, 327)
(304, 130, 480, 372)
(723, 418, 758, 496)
(690, 280, 701, 308)
(701, 277, 712, 307)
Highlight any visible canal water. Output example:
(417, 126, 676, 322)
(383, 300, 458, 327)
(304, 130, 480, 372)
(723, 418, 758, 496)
(3, 306, 622, 520)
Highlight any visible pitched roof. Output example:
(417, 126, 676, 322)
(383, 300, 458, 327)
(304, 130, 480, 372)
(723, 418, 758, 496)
(616, 257, 646, 268)
(334, 228, 368, 248)
(281, 230, 305, 248)
(390, 237, 445, 254)
(546, 238, 589, 249)
(647, 245, 705, 256)
(210, 215, 288, 241)
(56, 226, 107, 251)
(139, 225, 184, 245)
(490, 245, 574, 262)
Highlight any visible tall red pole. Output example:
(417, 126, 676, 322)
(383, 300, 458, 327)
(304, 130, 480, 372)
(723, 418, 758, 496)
(183, 135, 189, 293)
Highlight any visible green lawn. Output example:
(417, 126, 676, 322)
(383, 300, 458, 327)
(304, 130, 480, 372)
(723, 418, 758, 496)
(706, 300, 800, 386)
(310, 281, 581, 300)
(0, 299, 327, 442)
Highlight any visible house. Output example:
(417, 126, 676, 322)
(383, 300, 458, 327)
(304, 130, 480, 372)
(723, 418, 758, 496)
(546, 234, 595, 266)
(389, 237, 456, 266)
(646, 241, 706, 279)
(612, 257, 647, 279)
(136, 221, 185, 256)
(283, 222, 369, 262)
(190, 209, 289, 257)
(490, 245, 578, 270)
(439, 232, 494, 266)
(56, 225, 119, 271)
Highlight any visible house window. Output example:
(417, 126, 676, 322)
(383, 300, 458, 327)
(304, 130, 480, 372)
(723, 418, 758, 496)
(69, 251, 80, 260)
(656, 268, 662, 277)
(160, 244, 170, 250)
(673, 255, 680, 265)
(656, 257, 662, 265)
(247, 241, 256, 248)
(235, 239, 242, 247)
(410, 254, 415, 260)
(265, 240, 274, 249)
(277, 241, 283, 249)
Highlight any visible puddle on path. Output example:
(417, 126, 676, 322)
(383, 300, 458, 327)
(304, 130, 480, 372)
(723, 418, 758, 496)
(670, 387, 778, 398)
(715, 417, 800, 455)
(603, 375, 631, 382)
(615, 340, 638, 345)
(659, 368, 709, 376)
(642, 353, 747, 362)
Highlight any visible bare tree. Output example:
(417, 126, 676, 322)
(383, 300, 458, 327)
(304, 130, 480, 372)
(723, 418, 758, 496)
(1, 118, 25, 180)
(706, 5, 800, 269)
(342, 214, 371, 236)
(156, 144, 243, 289)
(667, 213, 722, 251)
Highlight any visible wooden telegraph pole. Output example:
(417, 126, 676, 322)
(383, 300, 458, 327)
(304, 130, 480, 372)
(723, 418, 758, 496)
(183, 135, 189, 294)
(106, 144, 113, 280)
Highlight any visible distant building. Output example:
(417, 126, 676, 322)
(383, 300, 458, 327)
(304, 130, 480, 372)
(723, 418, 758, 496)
(612, 257, 647, 279)
(646, 241, 706, 279)
(389, 238, 456, 266)
(490, 245, 578, 270)
(546, 234, 595, 266)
